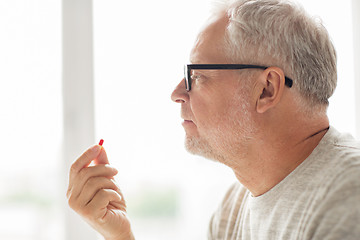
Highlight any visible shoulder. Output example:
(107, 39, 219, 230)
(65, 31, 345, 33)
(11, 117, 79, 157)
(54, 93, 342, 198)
(321, 126, 360, 156)
(313, 127, 360, 205)
(304, 173, 360, 239)
(313, 127, 360, 183)
(304, 127, 360, 239)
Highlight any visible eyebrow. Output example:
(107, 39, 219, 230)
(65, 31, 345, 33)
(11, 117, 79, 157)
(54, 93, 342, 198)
(191, 69, 218, 75)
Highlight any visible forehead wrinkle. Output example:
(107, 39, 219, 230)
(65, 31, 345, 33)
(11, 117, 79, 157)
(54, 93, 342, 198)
(190, 33, 209, 64)
(189, 13, 229, 64)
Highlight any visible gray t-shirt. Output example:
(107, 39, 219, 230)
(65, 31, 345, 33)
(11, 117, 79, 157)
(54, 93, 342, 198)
(208, 127, 360, 240)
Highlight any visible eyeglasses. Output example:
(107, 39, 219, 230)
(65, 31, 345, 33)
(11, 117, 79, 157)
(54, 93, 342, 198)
(184, 64, 293, 91)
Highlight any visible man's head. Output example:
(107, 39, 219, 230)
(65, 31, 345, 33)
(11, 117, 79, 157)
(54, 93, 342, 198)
(171, 0, 336, 163)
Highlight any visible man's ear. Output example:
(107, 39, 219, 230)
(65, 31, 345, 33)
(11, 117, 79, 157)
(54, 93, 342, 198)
(256, 67, 285, 113)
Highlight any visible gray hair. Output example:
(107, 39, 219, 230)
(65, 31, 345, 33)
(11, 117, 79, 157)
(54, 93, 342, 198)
(219, 0, 337, 106)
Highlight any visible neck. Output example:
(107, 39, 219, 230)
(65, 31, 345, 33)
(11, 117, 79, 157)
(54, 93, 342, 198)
(230, 119, 329, 197)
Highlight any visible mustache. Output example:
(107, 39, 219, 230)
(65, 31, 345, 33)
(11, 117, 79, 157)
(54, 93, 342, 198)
(181, 108, 194, 122)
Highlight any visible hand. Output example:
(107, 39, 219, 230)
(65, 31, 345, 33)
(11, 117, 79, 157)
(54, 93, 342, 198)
(67, 144, 135, 240)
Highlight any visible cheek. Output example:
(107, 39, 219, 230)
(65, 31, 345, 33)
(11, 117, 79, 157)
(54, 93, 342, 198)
(191, 95, 235, 130)
(190, 80, 252, 131)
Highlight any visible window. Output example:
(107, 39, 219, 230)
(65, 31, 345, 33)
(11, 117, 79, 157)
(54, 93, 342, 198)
(0, 1, 62, 239)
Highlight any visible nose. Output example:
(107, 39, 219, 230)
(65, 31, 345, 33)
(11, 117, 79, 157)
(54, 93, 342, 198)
(171, 78, 189, 103)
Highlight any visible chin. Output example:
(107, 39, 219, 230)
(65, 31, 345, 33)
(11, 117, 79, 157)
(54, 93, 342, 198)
(184, 135, 222, 163)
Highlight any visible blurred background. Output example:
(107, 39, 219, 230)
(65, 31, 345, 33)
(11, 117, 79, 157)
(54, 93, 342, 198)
(0, 0, 359, 239)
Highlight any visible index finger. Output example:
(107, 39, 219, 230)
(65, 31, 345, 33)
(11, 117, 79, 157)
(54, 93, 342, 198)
(93, 146, 109, 165)
(72, 144, 102, 172)
(68, 144, 101, 188)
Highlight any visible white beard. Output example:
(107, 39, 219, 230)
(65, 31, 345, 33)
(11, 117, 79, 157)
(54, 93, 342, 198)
(184, 104, 256, 165)
(185, 134, 223, 162)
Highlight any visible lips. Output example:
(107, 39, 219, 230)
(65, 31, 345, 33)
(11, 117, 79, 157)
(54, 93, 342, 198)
(181, 113, 196, 126)
(182, 118, 196, 129)
(181, 116, 194, 123)
(183, 120, 193, 123)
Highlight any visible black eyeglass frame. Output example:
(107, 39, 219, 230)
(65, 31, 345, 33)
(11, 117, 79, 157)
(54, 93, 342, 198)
(184, 64, 293, 91)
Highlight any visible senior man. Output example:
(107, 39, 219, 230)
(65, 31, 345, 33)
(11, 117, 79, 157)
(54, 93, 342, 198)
(67, 0, 360, 239)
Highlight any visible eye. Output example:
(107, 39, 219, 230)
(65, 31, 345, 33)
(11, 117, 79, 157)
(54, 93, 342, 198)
(190, 74, 201, 81)
(190, 72, 206, 84)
